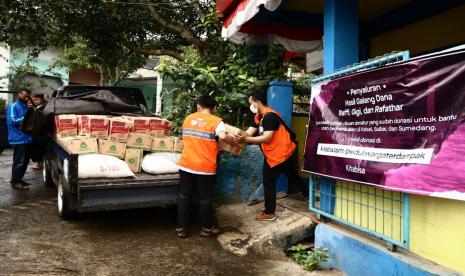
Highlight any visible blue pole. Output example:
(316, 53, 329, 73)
(403, 193, 411, 249)
(314, 0, 359, 215)
(267, 81, 293, 194)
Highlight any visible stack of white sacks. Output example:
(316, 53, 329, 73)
(54, 114, 182, 178)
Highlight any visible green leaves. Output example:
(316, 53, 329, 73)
(287, 244, 329, 272)
(160, 42, 285, 135)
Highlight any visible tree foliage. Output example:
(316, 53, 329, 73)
(1, 0, 287, 128)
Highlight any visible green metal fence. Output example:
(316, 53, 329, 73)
(309, 176, 410, 250)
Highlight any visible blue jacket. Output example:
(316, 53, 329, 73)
(6, 101, 32, 144)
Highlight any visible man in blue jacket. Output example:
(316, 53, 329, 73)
(6, 88, 33, 190)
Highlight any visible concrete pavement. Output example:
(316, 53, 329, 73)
(0, 149, 337, 275)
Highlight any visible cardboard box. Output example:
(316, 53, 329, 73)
(124, 148, 143, 173)
(126, 133, 152, 150)
(173, 137, 184, 153)
(108, 117, 133, 143)
(57, 136, 98, 154)
(148, 117, 165, 137)
(55, 115, 77, 138)
(77, 115, 88, 136)
(151, 137, 175, 152)
(123, 116, 150, 134)
(163, 119, 173, 136)
(149, 130, 165, 138)
(77, 115, 111, 137)
(89, 117, 110, 139)
(98, 139, 126, 159)
(219, 124, 248, 156)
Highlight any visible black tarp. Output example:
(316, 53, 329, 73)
(43, 89, 152, 116)
(22, 89, 152, 136)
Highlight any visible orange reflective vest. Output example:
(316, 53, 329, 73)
(178, 112, 222, 174)
(254, 107, 296, 168)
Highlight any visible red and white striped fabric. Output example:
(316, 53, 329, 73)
(221, 0, 322, 53)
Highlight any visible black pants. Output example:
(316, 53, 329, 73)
(177, 170, 216, 228)
(263, 150, 308, 214)
(11, 144, 31, 184)
(30, 140, 48, 162)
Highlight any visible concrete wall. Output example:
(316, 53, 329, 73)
(216, 145, 264, 203)
(315, 223, 460, 276)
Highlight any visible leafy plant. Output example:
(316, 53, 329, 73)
(0, 98, 6, 117)
(287, 244, 329, 272)
(158, 4, 286, 135)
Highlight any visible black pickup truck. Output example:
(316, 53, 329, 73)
(43, 86, 179, 218)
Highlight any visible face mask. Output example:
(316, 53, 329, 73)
(249, 104, 258, 114)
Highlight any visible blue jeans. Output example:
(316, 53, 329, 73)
(11, 144, 31, 184)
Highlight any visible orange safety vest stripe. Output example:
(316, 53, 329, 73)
(254, 107, 296, 168)
(178, 112, 222, 173)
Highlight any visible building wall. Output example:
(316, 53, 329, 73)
(10, 48, 68, 94)
(410, 195, 465, 273)
(365, 6, 465, 273)
(291, 114, 309, 177)
(117, 81, 155, 112)
(69, 68, 100, 85)
(370, 4, 465, 57)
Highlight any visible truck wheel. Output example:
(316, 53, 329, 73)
(42, 163, 54, 187)
(57, 175, 75, 219)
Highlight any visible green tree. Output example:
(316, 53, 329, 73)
(1, 0, 286, 127)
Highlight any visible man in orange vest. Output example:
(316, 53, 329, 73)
(176, 95, 239, 238)
(235, 89, 308, 221)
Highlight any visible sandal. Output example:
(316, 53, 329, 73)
(175, 227, 188, 238)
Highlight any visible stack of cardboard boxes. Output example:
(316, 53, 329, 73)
(55, 114, 182, 173)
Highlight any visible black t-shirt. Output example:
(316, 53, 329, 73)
(251, 112, 281, 132)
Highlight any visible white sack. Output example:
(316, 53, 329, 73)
(78, 154, 135, 178)
(142, 152, 180, 175)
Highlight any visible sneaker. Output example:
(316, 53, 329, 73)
(200, 226, 221, 237)
(11, 183, 30, 190)
(175, 227, 188, 238)
(255, 209, 265, 214)
(255, 213, 277, 221)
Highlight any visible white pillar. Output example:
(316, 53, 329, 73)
(0, 45, 10, 101)
(155, 72, 163, 115)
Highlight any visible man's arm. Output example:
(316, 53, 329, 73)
(238, 130, 274, 144)
(8, 104, 24, 126)
(218, 131, 237, 146)
(245, 127, 257, 136)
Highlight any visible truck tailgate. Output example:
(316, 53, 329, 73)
(76, 172, 179, 212)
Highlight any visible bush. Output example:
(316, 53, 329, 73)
(287, 244, 329, 271)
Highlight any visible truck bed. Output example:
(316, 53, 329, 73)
(48, 139, 180, 213)
(77, 172, 180, 213)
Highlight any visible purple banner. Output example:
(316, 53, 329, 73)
(303, 50, 465, 200)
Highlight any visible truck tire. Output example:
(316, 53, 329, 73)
(42, 163, 54, 187)
(57, 175, 76, 219)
